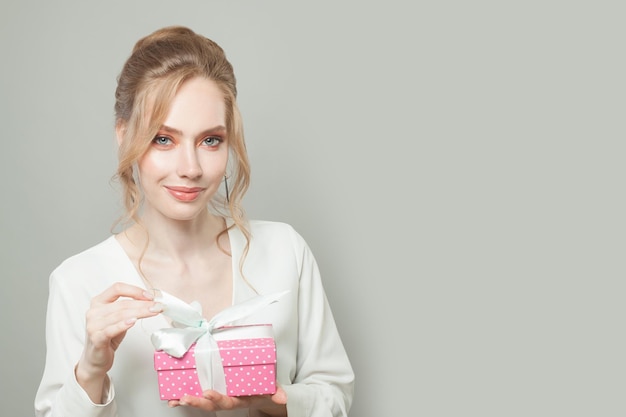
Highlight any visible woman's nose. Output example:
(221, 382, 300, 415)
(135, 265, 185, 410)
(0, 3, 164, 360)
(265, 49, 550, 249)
(177, 144, 203, 179)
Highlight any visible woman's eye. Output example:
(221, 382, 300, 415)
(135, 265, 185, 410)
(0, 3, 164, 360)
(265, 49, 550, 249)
(203, 136, 222, 147)
(153, 136, 172, 145)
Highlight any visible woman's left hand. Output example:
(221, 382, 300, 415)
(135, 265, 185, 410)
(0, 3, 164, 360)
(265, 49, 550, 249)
(168, 386, 287, 416)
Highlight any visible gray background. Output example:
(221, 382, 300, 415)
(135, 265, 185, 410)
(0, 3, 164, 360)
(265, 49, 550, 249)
(1, 1, 624, 416)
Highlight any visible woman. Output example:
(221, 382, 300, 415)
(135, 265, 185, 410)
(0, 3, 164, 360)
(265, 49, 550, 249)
(35, 26, 354, 417)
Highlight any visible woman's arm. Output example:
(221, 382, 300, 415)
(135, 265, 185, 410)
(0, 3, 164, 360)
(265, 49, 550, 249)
(35, 265, 161, 417)
(280, 227, 355, 417)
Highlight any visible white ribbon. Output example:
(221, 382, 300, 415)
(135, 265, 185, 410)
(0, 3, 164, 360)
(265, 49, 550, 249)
(150, 290, 289, 394)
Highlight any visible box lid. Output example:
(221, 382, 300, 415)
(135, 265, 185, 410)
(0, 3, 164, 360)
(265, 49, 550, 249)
(154, 345, 197, 371)
(218, 337, 276, 367)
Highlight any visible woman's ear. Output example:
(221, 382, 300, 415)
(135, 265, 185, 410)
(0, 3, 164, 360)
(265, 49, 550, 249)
(115, 122, 126, 146)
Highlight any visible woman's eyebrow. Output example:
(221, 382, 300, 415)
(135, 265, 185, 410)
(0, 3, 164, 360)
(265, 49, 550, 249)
(159, 124, 227, 137)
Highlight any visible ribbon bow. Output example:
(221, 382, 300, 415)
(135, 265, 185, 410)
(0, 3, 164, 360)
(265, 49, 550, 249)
(151, 289, 289, 394)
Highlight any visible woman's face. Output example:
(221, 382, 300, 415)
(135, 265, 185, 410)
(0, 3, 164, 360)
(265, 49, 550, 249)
(137, 76, 229, 222)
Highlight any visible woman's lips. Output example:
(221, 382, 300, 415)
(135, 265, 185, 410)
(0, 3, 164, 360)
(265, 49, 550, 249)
(165, 186, 205, 202)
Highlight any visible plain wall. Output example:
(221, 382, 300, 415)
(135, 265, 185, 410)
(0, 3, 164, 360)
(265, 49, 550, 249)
(1, 1, 624, 416)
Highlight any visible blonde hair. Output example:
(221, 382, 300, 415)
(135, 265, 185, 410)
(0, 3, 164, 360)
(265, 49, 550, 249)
(113, 26, 252, 276)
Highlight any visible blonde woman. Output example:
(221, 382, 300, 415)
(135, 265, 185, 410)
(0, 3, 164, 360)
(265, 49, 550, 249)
(35, 26, 354, 417)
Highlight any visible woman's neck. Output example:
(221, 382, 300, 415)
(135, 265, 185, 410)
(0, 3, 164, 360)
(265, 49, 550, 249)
(124, 208, 227, 261)
(116, 208, 233, 317)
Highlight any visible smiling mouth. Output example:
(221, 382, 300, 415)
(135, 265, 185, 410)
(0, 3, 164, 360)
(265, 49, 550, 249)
(165, 186, 205, 202)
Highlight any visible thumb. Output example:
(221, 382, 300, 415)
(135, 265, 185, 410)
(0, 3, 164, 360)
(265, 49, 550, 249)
(271, 387, 287, 405)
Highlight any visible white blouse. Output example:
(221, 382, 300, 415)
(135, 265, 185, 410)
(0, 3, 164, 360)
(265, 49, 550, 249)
(35, 220, 354, 417)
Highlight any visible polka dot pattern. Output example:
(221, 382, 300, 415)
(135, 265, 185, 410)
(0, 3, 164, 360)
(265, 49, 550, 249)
(154, 346, 202, 399)
(154, 337, 277, 400)
(217, 337, 277, 397)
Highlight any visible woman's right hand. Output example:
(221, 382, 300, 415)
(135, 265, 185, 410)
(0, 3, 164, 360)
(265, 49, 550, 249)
(75, 282, 163, 403)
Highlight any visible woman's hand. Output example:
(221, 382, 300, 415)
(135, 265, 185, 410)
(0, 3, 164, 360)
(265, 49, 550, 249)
(168, 386, 288, 416)
(75, 282, 163, 403)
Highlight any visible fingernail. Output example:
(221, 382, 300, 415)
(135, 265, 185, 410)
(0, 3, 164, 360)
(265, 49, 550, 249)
(125, 317, 137, 325)
(143, 290, 155, 300)
(149, 302, 164, 313)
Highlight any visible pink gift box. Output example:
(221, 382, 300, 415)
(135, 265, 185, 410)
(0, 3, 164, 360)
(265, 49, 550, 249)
(218, 336, 277, 397)
(153, 325, 277, 400)
(154, 344, 203, 399)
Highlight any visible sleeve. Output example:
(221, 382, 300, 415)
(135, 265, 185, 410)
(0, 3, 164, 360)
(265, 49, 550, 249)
(281, 229, 355, 417)
(34, 265, 118, 417)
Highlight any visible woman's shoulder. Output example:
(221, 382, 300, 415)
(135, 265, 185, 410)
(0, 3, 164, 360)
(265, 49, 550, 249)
(248, 219, 299, 237)
(51, 235, 124, 278)
(248, 219, 295, 233)
(247, 220, 304, 242)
